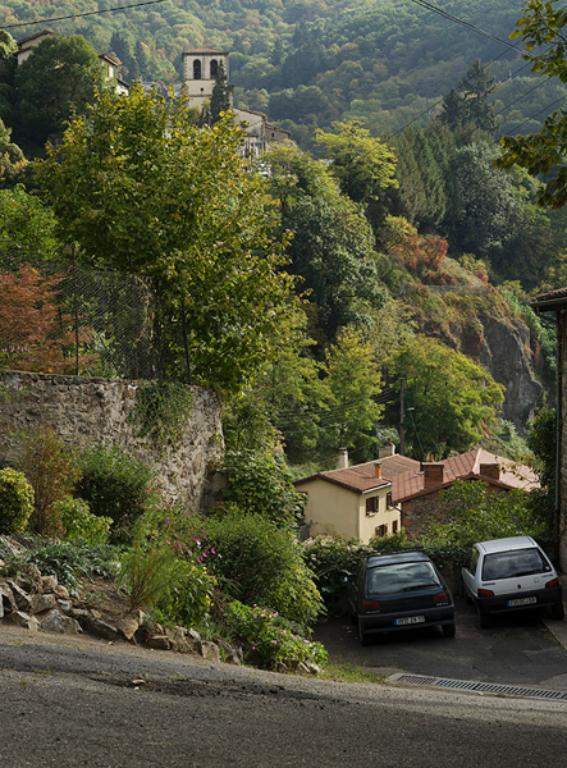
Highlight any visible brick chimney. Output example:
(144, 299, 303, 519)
(421, 462, 445, 488)
(479, 463, 500, 481)
(378, 443, 396, 459)
(337, 448, 349, 470)
(373, 462, 382, 479)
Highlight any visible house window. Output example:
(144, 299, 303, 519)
(365, 496, 378, 515)
(375, 524, 387, 538)
(193, 59, 202, 80)
(392, 520, 398, 534)
(386, 492, 393, 508)
(210, 59, 218, 78)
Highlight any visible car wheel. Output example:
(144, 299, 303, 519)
(550, 602, 565, 621)
(441, 622, 456, 638)
(358, 619, 371, 646)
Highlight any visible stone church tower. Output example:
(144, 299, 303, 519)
(182, 47, 232, 112)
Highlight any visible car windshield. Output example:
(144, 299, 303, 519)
(482, 548, 551, 581)
(366, 561, 440, 595)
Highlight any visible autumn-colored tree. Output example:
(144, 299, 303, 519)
(383, 215, 449, 283)
(0, 264, 74, 372)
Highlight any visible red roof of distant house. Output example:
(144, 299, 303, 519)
(295, 448, 538, 500)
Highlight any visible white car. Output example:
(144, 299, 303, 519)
(461, 536, 564, 628)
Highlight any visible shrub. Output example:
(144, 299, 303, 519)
(303, 536, 372, 612)
(76, 446, 155, 540)
(0, 468, 34, 534)
(52, 496, 112, 545)
(205, 511, 324, 628)
(15, 426, 80, 535)
(18, 541, 119, 590)
(223, 599, 328, 671)
(220, 449, 305, 529)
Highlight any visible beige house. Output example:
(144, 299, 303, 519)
(296, 449, 401, 544)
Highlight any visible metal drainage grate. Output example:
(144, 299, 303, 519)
(389, 673, 567, 702)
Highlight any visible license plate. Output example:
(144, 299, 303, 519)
(395, 616, 426, 626)
(507, 597, 537, 607)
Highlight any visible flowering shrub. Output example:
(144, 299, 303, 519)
(224, 600, 328, 671)
(303, 536, 372, 612)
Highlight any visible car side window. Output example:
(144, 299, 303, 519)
(469, 548, 479, 574)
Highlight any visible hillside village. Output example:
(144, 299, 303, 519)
(0, 1, 567, 764)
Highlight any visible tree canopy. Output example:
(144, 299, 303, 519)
(37, 85, 296, 393)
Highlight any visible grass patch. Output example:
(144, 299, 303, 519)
(317, 661, 385, 685)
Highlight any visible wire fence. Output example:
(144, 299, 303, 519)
(0, 255, 163, 380)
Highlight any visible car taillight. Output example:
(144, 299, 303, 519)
(433, 591, 450, 605)
(546, 578, 560, 589)
(362, 599, 381, 611)
(478, 588, 495, 598)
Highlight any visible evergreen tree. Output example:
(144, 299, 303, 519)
(109, 32, 139, 81)
(134, 41, 150, 80)
(210, 61, 230, 123)
(441, 60, 496, 137)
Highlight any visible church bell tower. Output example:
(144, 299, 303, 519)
(182, 47, 231, 111)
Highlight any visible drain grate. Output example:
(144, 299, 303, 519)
(389, 673, 567, 702)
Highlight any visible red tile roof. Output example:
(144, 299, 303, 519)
(296, 448, 538, 500)
(532, 287, 567, 310)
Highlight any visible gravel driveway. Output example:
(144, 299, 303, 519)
(315, 597, 567, 690)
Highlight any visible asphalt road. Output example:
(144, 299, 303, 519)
(315, 598, 567, 689)
(2, 625, 567, 767)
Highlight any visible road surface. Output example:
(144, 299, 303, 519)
(1, 625, 567, 767)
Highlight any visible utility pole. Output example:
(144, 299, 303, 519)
(399, 378, 406, 455)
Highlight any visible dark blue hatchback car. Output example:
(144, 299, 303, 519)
(349, 551, 456, 645)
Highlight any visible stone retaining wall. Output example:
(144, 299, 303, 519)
(0, 371, 224, 511)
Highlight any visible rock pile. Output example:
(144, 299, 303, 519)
(0, 555, 241, 665)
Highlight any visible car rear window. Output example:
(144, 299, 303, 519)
(366, 561, 440, 595)
(482, 548, 552, 581)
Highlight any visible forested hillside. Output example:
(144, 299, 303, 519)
(1, 0, 565, 145)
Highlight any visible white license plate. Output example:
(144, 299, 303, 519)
(395, 616, 426, 626)
(507, 597, 537, 607)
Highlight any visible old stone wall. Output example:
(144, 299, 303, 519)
(0, 371, 224, 511)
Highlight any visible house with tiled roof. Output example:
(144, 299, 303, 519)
(296, 445, 539, 544)
(532, 287, 567, 569)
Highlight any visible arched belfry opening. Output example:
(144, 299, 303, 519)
(210, 59, 218, 78)
(193, 59, 201, 80)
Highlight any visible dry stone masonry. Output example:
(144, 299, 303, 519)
(0, 371, 224, 511)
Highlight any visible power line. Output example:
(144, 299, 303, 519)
(0, 0, 169, 31)
(406, 0, 520, 52)
(512, 95, 566, 133)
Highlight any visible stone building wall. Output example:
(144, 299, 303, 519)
(0, 371, 224, 511)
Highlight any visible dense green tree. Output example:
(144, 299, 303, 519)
(210, 61, 231, 124)
(320, 326, 384, 459)
(37, 85, 296, 393)
(268, 143, 388, 342)
(441, 60, 497, 137)
(315, 120, 398, 206)
(0, 185, 58, 267)
(134, 41, 150, 80)
(499, 0, 566, 207)
(109, 33, 139, 81)
(16, 34, 107, 145)
(390, 335, 504, 459)
(0, 119, 26, 186)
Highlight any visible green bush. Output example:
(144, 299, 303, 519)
(303, 536, 372, 612)
(220, 449, 305, 529)
(18, 541, 120, 590)
(205, 511, 324, 629)
(0, 468, 34, 534)
(15, 426, 80, 535)
(52, 496, 112, 545)
(76, 447, 155, 540)
(223, 599, 328, 672)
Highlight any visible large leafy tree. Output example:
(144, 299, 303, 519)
(499, 0, 566, 207)
(441, 60, 497, 137)
(0, 119, 26, 185)
(0, 185, 58, 267)
(315, 120, 398, 207)
(16, 34, 106, 145)
(391, 335, 504, 460)
(37, 85, 295, 393)
(268, 143, 388, 342)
